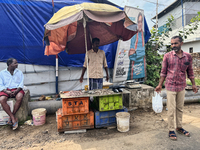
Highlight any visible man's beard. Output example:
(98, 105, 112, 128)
(172, 46, 180, 52)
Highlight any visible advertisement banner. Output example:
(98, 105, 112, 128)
(113, 6, 145, 82)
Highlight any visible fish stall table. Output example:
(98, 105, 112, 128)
(56, 89, 129, 132)
(60, 89, 123, 98)
(60, 89, 126, 110)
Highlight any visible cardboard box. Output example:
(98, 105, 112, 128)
(0, 101, 13, 125)
(103, 82, 113, 89)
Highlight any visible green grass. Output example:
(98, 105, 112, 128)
(26, 116, 32, 120)
(18, 116, 32, 126)
(0, 125, 9, 129)
(186, 78, 200, 86)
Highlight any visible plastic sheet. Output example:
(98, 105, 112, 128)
(0, 0, 150, 68)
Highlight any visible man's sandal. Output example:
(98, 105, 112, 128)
(169, 131, 177, 140)
(176, 128, 190, 137)
(12, 120, 18, 131)
(6, 120, 12, 126)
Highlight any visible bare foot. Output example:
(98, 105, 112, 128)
(12, 118, 18, 130)
(7, 118, 12, 125)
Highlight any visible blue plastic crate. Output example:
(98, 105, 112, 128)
(94, 107, 128, 128)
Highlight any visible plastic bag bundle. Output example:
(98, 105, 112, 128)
(152, 92, 163, 113)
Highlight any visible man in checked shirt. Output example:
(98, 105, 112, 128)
(155, 36, 198, 140)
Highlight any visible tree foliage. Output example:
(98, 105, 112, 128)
(144, 16, 174, 87)
(178, 11, 200, 39)
(190, 11, 200, 22)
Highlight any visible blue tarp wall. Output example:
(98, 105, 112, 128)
(0, 0, 150, 68)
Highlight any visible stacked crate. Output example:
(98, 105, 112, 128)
(93, 94, 127, 128)
(56, 97, 94, 132)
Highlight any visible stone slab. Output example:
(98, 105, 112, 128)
(123, 84, 154, 109)
(8, 90, 30, 122)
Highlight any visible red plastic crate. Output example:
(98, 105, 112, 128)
(56, 108, 63, 131)
(62, 97, 89, 115)
(56, 108, 94, 132)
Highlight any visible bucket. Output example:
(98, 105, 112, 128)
(32, 108, 47, 126)
(116, 112, 130, 132)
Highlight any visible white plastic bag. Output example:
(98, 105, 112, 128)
(152, 92, 163, 113)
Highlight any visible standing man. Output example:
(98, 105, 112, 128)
(155, 36, 198, 140)
(80, 38, 109, 90)
(0, 58, 24, 130)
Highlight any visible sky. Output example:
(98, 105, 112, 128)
(108, 0, 176, 29)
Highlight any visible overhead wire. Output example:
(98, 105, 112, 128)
(129, 0, 200, 29)
(142, 0, 200, 39)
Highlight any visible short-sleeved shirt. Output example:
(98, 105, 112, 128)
(0, 68, 24, 91)
(83, 49, 108, 78)
(160, 50, 194, 92)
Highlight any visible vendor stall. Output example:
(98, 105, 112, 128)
(56, 88, 127, 132)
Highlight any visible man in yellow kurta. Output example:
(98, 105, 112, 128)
(79, 38, 109, 90)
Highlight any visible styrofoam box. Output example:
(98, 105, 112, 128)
(0, 101, 13, 125)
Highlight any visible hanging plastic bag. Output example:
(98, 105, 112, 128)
(152, 92, 163, 113)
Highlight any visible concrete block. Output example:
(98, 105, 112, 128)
(124, 84, 154, 110)
(8, 90, 30, 122)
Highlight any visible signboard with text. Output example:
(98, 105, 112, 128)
(113, 6, 146, 82)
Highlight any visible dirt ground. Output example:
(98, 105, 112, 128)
(0, 102, 200, 150)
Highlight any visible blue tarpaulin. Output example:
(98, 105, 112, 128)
(0, 0, 150, 68)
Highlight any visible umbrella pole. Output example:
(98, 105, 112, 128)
(56, 54, 59, 94)
(83, 16, 89, 90)
(52, 0, 58, 94)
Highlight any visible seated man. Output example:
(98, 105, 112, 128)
(0, 58, 24, 130)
